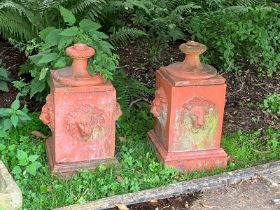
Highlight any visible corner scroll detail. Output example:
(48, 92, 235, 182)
(151, 87, 168, 144)
(39, 94, 54, 131)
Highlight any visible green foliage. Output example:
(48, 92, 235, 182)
(0, 63, 10, 92)
(0, 93, 30, 136)
(126, 0, 201, 44)
(110, 27, 147, 46)
(0, 0, 109, 42)
(112, 70, 153, 115)
(12, 79, 30, 97)
(190, 5, 280, 76)
(28, 6, 118, 99)
(1, 107, 279, 209)
(261, 92, 280, 115)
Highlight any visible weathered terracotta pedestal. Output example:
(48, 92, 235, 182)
(40, 44, 121, 175)
(148, 41, 228, 171)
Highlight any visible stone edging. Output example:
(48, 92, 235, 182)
(0, 160, 22, 209)
(55, 160, 280, 210)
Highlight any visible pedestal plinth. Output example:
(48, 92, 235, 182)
(149, 41, 228, 171)
(39, 44, 121, 175)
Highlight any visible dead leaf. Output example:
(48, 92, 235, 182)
(31, 131, 47, 139)
(47, 186, 52, 192)
(150, 199, 158, 204)
(119, 136, 126, 142)
(252, 149, 271, 154)
(116, 176, 124, 183)
(185, 201, 189, 208)
(228, 155, 236, 162)
(115, 203, 129, 210)
(200, 202, 217, 209)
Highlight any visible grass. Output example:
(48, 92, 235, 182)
(0, 104, 279, 209)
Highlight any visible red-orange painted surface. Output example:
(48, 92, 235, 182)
(40, 44, 121, 175)
(148, 41, 228, 171)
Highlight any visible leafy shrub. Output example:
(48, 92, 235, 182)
(124, 0, 201, 44)
(0, 0, 108, 41)
(26, 6, 118, 99)
(190, 5, 280, 76)
(261, 92, 280, 115)
(0, 93, 30, 135)
(0, 64, 10, 92)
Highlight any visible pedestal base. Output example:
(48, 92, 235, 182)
(148, 130, 228, 171)
(46, 137, 118, 176)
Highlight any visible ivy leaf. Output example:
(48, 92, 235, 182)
(59, 6, 76, 26)
(39, 26, 56, 41)
(79, 19, 101, 32)
(11, 98, 20, 110)
(87, 65, 94, 76)
(0, 81, 8, 92)
(60, 27, 79, 37)
(12, 166, 22, 176)
(54, 57, 67, 69)
(39, 68, 49, 80)
(17, 150, 28, 160)
(10, 114, 19, 127)
(58, 36, 73, 50)
(2, 119, 12, 131)
(45, 29, 62, 47)
(38, 53, 58, 65)
(29, 155, 39, 162)
(30, 78, 46, 98)
(26, 163, 37, 176)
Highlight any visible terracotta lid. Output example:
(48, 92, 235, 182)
(165, 41, 218, 80)
(53, 43, 105, 86)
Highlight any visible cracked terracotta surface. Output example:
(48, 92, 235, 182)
(40, 44, 121, 175)
(148, 40, 228, 171)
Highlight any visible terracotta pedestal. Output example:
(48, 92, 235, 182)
(40, 44, 121, 175)
(148, 41, 228, 171)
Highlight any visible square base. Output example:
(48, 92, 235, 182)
(148, 130, 228, 171)
(46, 137, 118, 176)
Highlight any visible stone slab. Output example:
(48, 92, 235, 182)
(0, 160, 22, 210)
(55, 160, 280, 210)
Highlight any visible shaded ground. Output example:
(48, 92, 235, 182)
(0, 39, 279, 132)
(108, 193, 201, 210)
(190, 178, 279, 210)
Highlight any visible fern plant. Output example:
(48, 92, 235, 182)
(0, 0, 108, 41)
(110, 27, 147, 46)
(0, 61, 10, 92)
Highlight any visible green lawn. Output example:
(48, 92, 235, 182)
(0, 106, 279, 209)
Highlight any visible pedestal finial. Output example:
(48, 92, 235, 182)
(66, 43, 95, 78)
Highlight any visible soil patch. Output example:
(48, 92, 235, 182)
(107, 192, 201, 210)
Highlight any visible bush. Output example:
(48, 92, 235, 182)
(25, 6, 118, 100)
(190, 5, 280, 76)
(261, 92, 280, 115)
(0, 0, 108, 41)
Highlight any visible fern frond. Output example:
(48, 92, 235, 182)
(0, 11, 35, 40)
(68, 0, 107, 14)
(110, 27, 147, 47)
(0, 0, 27, 15)
(112, 70, 152, 113)
(173, 3, 201, 15)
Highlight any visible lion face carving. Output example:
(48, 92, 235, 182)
(67, 105, 107, 141)
(174, 97, 218, 151)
